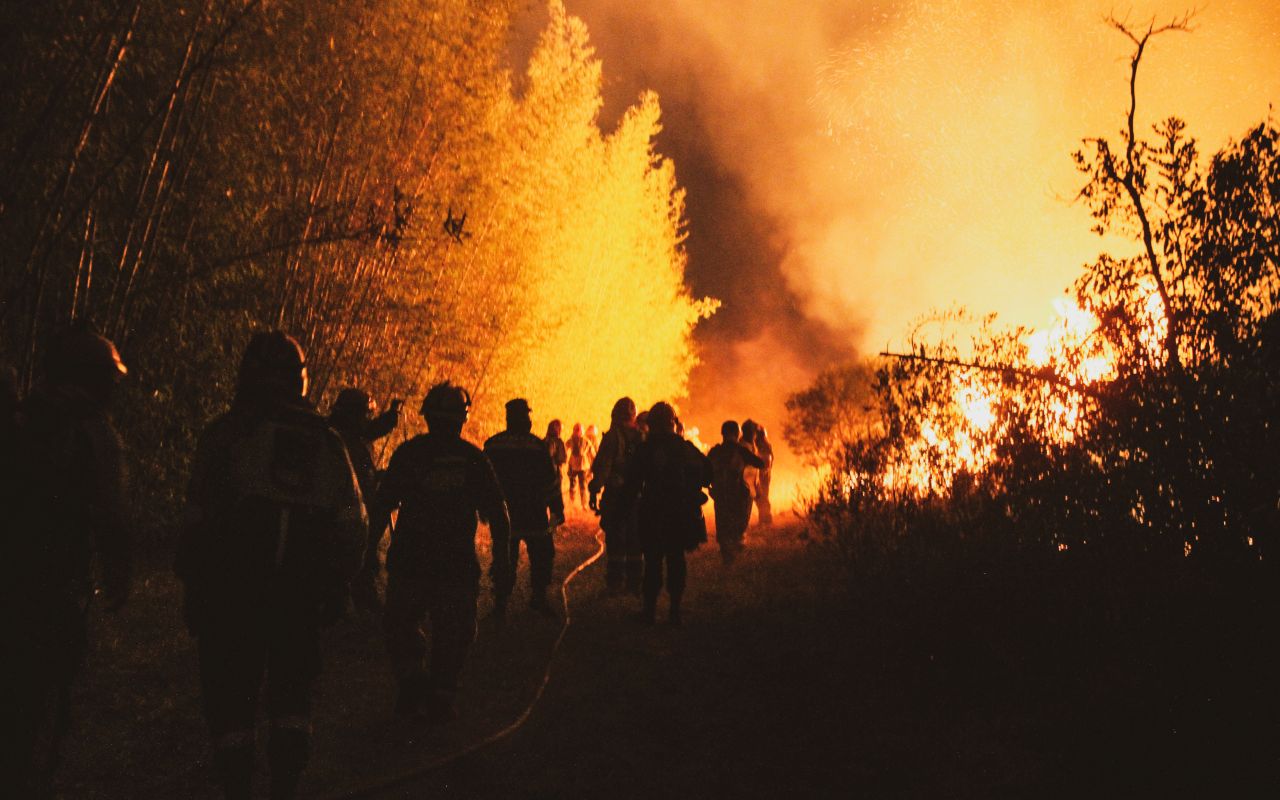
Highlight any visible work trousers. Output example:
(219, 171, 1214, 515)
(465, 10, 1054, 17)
(353, 509, 391, 607)
(642, 537, 687, 605)
(197, 614, 319, 799)
(714, 494, 753, 563)
(567, 470, 588, 507)
(5, 599, 85, 799)
(383, 575, 478, 699)
(359, 508, 391, 577)
(600, 498, 643, 592)
(493, 528, 555, 598)
(755, 469, 773, 525)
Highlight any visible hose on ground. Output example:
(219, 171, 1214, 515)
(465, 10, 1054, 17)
(333, 528, 607, 799)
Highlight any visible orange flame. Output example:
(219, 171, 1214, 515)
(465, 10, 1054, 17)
(884, 285, 1169, 495)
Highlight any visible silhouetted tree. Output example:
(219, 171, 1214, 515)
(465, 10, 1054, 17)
(783, 360, 879, 469)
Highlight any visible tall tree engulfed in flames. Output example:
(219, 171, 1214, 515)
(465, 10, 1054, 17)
(0, 0, 713, 525)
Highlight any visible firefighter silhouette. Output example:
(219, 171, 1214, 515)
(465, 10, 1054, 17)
(617, 402, 711, 624)
(328, 387, 402, 610)
(486, 400, 566, 618)
(589, 397, 644, 594)
(380, 382, 512, 721)
(3, 326, 132, 797)
(177, 331, 366, 800)
(707, 420, 766, 564)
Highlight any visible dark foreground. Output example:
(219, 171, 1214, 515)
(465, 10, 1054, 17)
(61, 515, 1279, 798)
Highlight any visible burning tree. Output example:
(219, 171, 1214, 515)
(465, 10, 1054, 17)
(0, 0, 714, 533)
(803, 14, 1280, 564)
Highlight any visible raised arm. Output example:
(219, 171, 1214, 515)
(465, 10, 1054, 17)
(365, 401, 401, 442)
(741, 445, 766, 470)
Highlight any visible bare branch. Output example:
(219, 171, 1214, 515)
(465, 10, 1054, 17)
(878, 351, 1103, 399)
(1096, 9, 1198, 376)
(1103, 9, 1198, 44)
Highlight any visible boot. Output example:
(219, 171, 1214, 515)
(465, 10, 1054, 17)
(625, 562, 644, 597)
(605, 561, 625, 595)
(213, 743, 254, 800)
(267, 727, 309, 800)
(668, 594, 683, 627)
(720, 541, 740, 566)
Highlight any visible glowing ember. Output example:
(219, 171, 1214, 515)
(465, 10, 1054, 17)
(954, 379, 997, 432)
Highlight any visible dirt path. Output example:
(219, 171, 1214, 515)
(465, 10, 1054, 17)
(59, 515, 857, 799)
(354, 515, 865, 799)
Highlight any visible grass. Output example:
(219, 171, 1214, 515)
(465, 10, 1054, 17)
(57, 510, 1280, 798)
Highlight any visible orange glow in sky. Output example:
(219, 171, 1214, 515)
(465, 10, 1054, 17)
(555, 0, 1279, 500)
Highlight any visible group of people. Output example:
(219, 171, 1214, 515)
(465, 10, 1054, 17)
(708, 418, 774, 563)
(542, 420, 601, 512)
(3, 326, 776, 800)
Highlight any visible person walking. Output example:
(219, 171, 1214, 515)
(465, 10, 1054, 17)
(565, 422, 596, 510)
(619, 402, 711, 625)
(589, 397, 643, 594)
(3, 326, 133, 798)
(753, 422, 776, 525)
(177, 331, 366, 800)
(740, 419, 763, 524)
(380, 382, 511, 722)
(486, 400, 566, 618)
(707, 420, 766, 564)
(328, 388, 402, 611)
(544, 419, 567, 477)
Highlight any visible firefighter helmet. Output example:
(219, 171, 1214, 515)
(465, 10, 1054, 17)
(45, 325, 127, 387)
(421, 381, 471, 424)
(238, 331, 307, 399)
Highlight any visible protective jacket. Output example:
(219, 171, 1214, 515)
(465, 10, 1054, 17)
(3, 384, 132, 670)
(331, 407, 398, 510)
(589, 423, 642, 526)
(380, 433, 511, 585)
(589, 426, 640, 492)
(566, 431, 595, 473)
(545, 434, 567, 473)
(707, 442, 766, 505)
(177, 397, 366, 631)
(484, 430, 564, 532)
(621, 432, 712, 550)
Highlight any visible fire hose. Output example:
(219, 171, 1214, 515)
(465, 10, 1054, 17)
(331, 528, 606, 799)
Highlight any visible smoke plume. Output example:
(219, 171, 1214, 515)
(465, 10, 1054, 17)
(518, 0, 1280, 499)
